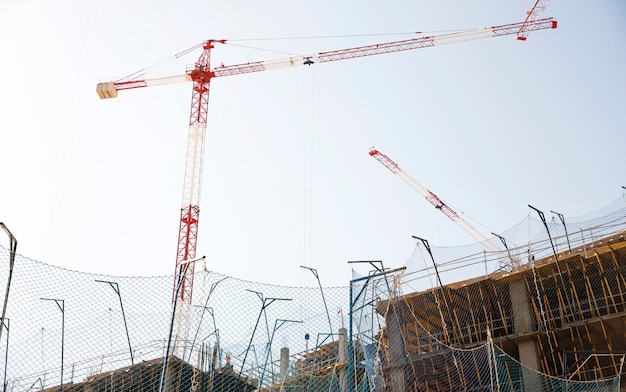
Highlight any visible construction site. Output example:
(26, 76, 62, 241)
(1, 1, 625, 391)
(1, 194, 625, 392)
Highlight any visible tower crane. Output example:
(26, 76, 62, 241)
(96, 18, 551, 343)
(369, 147, 519, 269)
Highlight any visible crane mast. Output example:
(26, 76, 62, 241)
(174, 41, 216, 304)
(369, 147, 511, 258)
(96, 18, 552, 345)
(169, 41, 217, 358)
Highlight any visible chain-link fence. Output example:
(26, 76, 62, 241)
(0, 196, 625, 391)
(0, 256, 356, 391)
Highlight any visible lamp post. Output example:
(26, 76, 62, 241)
(41, 298, 64, 392)
(95, 279, 134, 365)
(159, 256, 204, 392)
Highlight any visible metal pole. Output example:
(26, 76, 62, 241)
(259, 319, 301, 388)
(159, 256, 203, 392)
(187, 276, 228, 363)
(491, 232, 515, 270)
(240, 291, 291, 377)
(300, 266, 334, 341)
(529, 205, 574, 315)
(346, 260, 394, 299)
(0, 223, 17, 346)
(347, 266, 405, 392)
(346, 260, 393, 391)
(550, 210, 572, 254)
(348, 279, 354, 392)
(412, 236, 462, 345)
(189, 305, 216, 364)
(95, 280, 134, 365)
(41, 298, 64, 392)
(2, 318, 8, 392)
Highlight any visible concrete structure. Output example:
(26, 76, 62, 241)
(380, 231, 626, 391)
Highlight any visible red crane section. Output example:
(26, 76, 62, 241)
(517, 1, 552, 40)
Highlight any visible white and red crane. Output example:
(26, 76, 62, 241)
(97, 17, 552, 342)
(369, 147, 519, 269)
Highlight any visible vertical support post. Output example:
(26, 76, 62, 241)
(528, 205, 574, 321)
(338, 327, 349, 392)
(529, 204, 587, 374)
(483, 251, 488, 279)
(301, 266, 333, 342)
(160, 256, 203, 392)
(508, 278, 541, 388)
(279, 347, 289, 381)
(348, 280, 355, 392)
(0, 223, 17, 347)
(491, 232, 516, 270)
(41, 298, 64, 392)
(348, 265, 405, 392)
(550, 210, 572, 254)
(259, 319, 301, 388)
(2, 318, 8, 392)
(579, 228, 588, 258)
(187, 276, 227, 363)
(95, 280, 134, 365)
(240, 291, 291, 379)
(412, 236, 461, 345)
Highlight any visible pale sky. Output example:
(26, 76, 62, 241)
(1, 1, 624, 287)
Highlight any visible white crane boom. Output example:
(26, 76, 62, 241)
(369, 147, 519, 270)
(96, 18, 557, 99)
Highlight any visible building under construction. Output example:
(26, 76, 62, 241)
(378, 230, 626, 391)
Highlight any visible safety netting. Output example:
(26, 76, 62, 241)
(0, 196, 624, 391)
(494, 345, 623, 392)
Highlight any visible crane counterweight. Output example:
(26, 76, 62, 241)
(96, 82, 118, 99)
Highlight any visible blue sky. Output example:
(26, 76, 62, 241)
(0, 1, 624, 286)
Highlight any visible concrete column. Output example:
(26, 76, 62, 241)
(280, 347, 289, 381)
(386, 299, 407, 392)
(509, 279, 535, 334)
(338, 327, 349, 391)
(508, 278, 541, 391)
(338, 327, 348, 362)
